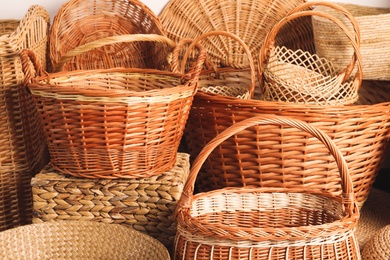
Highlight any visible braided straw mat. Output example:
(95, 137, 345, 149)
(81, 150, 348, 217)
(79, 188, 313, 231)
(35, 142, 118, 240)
(356, 188, 390, 253)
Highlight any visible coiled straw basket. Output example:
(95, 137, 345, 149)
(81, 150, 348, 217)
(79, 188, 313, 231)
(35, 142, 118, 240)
(50, 0, 168, 71)
(0, 221, 170, 260)
(175, 115, 360, 260)
(258, 1, 362, 105)
(184, 2, 390, 209)
(21, 34, 206, 179)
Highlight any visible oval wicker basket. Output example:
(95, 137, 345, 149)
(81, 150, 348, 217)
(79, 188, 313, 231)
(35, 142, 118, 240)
(258, 1, 362, 105)
(21, 38, 206, 179)
(50, 0, 168, 71)
(312, 3, 390, 80)
(175, 115, 360, 260)
(0, 221, 170, 260)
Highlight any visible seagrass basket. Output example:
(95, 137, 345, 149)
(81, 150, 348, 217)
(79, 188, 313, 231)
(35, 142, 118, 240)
(0, 221, 170, 260)
(258, 1, 362, 105)
(361, 224, 390, 259)
(175, 116, 361, 260)
(50, 0, 168, 72)
(312, 3, 390, 80)
(183, 2, 390, 209)
(21, 38, 206, 179)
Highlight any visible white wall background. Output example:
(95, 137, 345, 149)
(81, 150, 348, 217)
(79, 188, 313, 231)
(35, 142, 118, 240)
(0, 0, 388, 20)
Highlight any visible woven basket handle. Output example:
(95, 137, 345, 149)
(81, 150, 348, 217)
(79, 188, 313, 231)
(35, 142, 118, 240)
(258, 1, 362, 88)
(52, 34, 177, 72)
(20, 49, 48, 86)
(180, 115, 355, 214)
(179, 31, 256, 97)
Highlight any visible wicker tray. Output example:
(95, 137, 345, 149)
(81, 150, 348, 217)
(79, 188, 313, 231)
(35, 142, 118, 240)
(31, 153, 190, 249)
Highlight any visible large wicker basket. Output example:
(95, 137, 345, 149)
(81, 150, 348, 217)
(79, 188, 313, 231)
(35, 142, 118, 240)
(50, 0, 168, 71)
(21, 40, 205, 179)
(0, 221, 170, 260)
(175, 116, 360, 260)
(259, 1, 362, 105)
(312, 3, 390, 81)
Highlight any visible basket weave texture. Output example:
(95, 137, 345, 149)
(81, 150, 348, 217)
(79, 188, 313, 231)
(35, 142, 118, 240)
(32, 153, 190, 249)
(259, 1, 362, 105)
(361, 224, 390, 260)
(50, 0, 169, 71)
(312, 3, 390, 80)
(0, 5, 50, 232)
(22, 39, 205, 178)
(175, 115, 360, 260)
(0, 221, 170, 260)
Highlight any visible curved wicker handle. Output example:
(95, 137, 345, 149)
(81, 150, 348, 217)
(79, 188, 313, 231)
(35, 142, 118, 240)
(20, 49, 47, 86)
(258, 1, 362, 89)
(180, 115, 355, 213)
(52, 34, 177, 72)
(180, 31, 256, 97)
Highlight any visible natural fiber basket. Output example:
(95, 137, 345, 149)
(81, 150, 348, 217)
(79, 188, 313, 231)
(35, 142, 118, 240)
(183, 3, 390, 209)
(175, 115, 361, 260)
(0, 221, 170, 260)
(50, 0, 168, 71)
(312, 3, 390, 81)
(31, 153, 190, 249)
(21, 39, 206, 179)
(159, 0, 307, 68)
(361, 224, 390, 260)
(258, 1, 362, 105)
(0, 5, 49, 172)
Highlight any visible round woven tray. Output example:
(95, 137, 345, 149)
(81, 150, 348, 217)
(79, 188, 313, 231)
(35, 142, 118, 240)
(0, 221, 170, 259)
(362, 224, 390, 259)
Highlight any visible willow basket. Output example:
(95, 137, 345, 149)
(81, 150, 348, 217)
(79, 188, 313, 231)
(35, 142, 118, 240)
(22, 42, 205, 179)
(175, 116, 360, 260)
(259, 1, 362, 105)
(32, 153, 190, 249)
(50, 0, 168, 71)
(159, 0, 307, 68)
(312, 3, 390, 80)
(0, 221, 170, 260)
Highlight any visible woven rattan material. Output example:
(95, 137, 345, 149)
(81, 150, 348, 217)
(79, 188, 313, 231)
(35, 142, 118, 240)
(159, 0, 306, 68)
(50, 0, 168, 71)
(361, 224, 390, 260)
(312, 3, 390, 81)
(259, 1, 362, 105)
(22, 43, 205, 178)
(0, 221, 170, 259)
(175, 116, 360, 260)
(32, 153, 189, 249)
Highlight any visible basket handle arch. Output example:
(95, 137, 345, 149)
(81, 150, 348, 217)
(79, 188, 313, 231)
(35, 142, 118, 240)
(179, 115, 356, 215)
(52, 34, 177, 72)
(177, 31, 257, 98)
(258, 2, 363, 90)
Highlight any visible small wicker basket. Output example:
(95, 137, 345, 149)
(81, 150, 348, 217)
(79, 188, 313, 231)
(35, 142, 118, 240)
(0, 221, 170, 260)
(21, 38, 206, 178)
(50, 0, 168, 71)
(174, 115, 361, 260)
(258, 1, 362, 105)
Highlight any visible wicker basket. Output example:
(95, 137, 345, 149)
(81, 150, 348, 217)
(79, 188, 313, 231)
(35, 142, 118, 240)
(312, 3, 390, 81)
(21, 40, 205, 179)
(159, 0, 307, 68)
(259, 1, 362, 105)
(31, 153, 190, 249)
(0, 221, 170, 260)
(175, 115, 360, 260)
(50, 0, 168, 72)
(361, 224, 390, 260)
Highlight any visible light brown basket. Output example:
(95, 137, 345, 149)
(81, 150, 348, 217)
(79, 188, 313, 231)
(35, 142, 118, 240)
(50, 0, 168, 71)
(361, 224, 390, 260)
(175, 115, 360, 260)
(0, 5, 50, 232)
(159, 0, 307, 68)
(21, 37, 206, 179)
(259, 1, 362, 105)
(312, 3, 390, 81)
(31, 153, 190, 249)
(0, 221, 170, 260)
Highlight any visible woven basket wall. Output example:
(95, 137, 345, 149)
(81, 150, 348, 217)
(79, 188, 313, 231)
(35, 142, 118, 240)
(31, 153, 190, 249)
